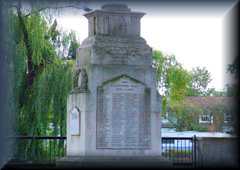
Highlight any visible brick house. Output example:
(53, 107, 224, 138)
(161, 96, 236, 133)
(184, 96, 235, 133)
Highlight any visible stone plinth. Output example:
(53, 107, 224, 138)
(56, 156, 172, 168)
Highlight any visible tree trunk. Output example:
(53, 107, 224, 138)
(17, 7, 35, 88)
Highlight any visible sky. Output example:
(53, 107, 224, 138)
(56, 1, 237, 91)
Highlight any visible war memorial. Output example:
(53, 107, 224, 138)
(57, 4, 170, 167)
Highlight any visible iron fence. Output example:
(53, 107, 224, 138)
(12, 136, 66, 163)
(11, 136, 197, 166)
(161, 136, 197, 167)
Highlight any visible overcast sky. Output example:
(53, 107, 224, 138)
(56, 1, 237, 90)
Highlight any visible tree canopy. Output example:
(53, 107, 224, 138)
(152, 50, 230, 131)
(152, 50, 191, 113)
(187, 67, 212, 96)
(7, 3, 82, 159)
(9, 7, 79, 137)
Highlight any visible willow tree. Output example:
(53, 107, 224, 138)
(8, 5, 79, 159)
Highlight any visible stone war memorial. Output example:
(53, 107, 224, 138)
(57, 4, 170, 167)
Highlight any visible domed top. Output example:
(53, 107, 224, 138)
(101, 4, 131, 12)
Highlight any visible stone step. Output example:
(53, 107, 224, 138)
(56, 156, 172, 168)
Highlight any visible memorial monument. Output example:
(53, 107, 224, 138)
(58, 4, 167, 167)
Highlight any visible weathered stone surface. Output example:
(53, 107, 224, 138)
(70, 107, 81, 136)
(84, 4, 144, 37)
(102, 4, 131, 12)
(66, 4, 162, 157)
(96, 76, 151, 149)
(77, 35, 152, 66)
(56, 156, 172, 168)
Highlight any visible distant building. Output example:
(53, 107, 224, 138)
(161, 96, 236, 134)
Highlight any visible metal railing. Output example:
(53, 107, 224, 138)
(11, 136, 197, 166)
(161, 136, 197, 167)
(12, 136, 66, 163)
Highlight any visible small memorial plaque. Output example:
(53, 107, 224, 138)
(70, 107, 80, 135)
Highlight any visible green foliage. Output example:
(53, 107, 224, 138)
(48, 19, 60, 43)
(170, 102, 207, 131)
(26, 12, 53, 65)
(227, 57, 239, 75)
(152, 50, 191, 112)
(9, 9, 78, 136)
(152, 50, 226, 131)
(167, 66, 191, 104)
(226, 57, 239, 97)
(153, 50, 181, 95)
(187, 67, 212, 96)
(161, 96, 167, 116)
(152, 50, 165, 83)
(226, 84, 239, 96)
(8, 7, 80, 160)
(68, 31, 80, 59)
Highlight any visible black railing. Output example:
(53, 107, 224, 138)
(11, 136, 197, 166)
(161, 136, 197, 167)
(12, 136, 66, 163)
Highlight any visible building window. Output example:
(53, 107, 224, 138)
(199, 113, 213, 124)
(222, 125, 234, 133)
(224, 112, 232, 123)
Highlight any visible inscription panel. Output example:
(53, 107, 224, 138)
(70, 107, 81, 135)
(97, 76, 150, 149)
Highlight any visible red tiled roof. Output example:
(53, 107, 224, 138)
(183, 96, 235, 109)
